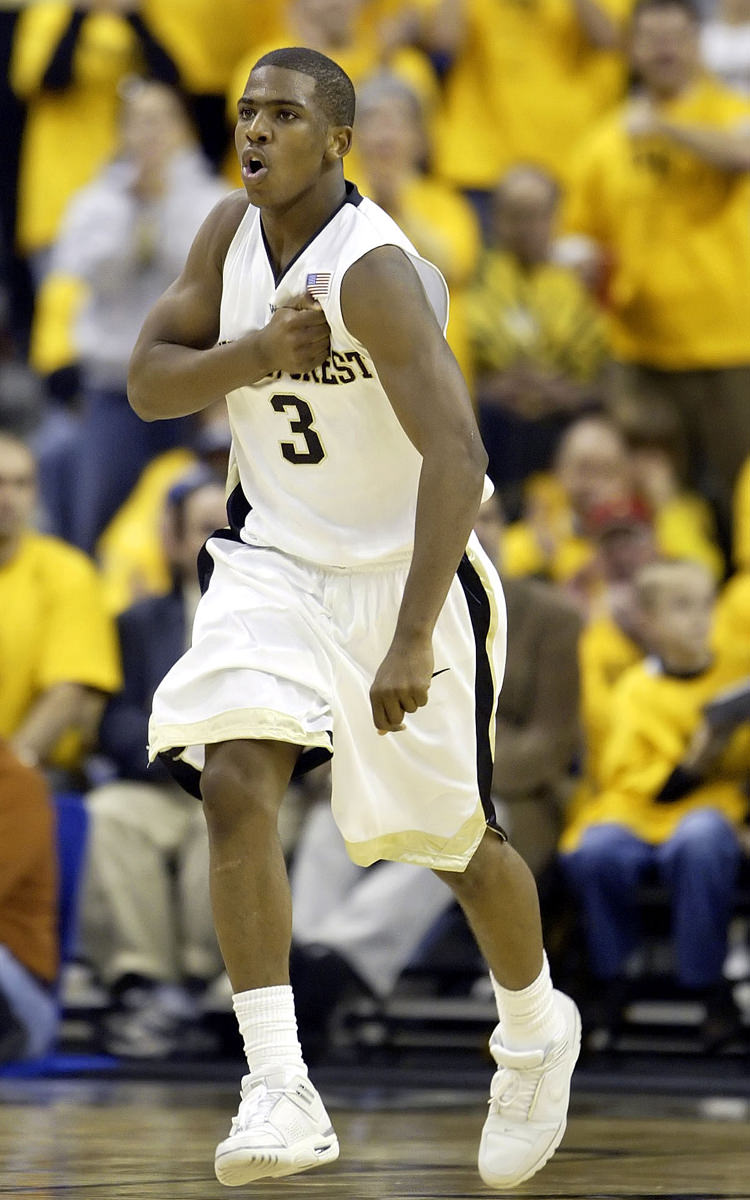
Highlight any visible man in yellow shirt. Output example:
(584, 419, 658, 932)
(0, 434, 121, 782)
(565, 0, 750, 509)
(561, 560, 750, 1050)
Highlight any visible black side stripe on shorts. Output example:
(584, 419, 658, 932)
(457, 553, 503, 833)
(227, 479, 252, 535)
(196, 526, 243, 595)
(196, 480, 254, 594)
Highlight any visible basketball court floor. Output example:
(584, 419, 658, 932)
(1, 1071, 748, 1198)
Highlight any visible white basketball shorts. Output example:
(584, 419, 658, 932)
(148, 533, 507, 871)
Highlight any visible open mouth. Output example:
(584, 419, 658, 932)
(242, 156, 268, 181)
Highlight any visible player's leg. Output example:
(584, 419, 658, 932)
(201, 738, 339, 1187)
(435, 830, 580, 1190)
(201, 738, 299, 988)
(435, 827, 544, 989)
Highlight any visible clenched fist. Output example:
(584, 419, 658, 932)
(257, 292, 331, 375)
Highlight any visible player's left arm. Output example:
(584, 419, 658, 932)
(341, 245, 488, 733)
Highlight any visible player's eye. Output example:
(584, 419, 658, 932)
(238, 105, 254, 121)
(278, 110, 298, 121)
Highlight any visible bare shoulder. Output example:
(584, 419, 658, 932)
(341, 245, 438, 351)
(200, 189, 251, 270)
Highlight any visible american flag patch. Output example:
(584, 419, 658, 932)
(306, 272, 331, 298)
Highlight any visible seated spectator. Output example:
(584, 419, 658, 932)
(503, 414, 724, 611)
(0, 742, 59, 1064)
(288, 496, 582, 1060)
(466, 165, 608, 492)
(502, 415, 634, 597)
(561, 559, 750, 1050)
(30, 79, 229, 553)
(0, 433, 121, 786)
(79, 469, 227, 1058)
(350, 72, 480, 382)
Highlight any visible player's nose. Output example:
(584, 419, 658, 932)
(246, 113, 271, 143)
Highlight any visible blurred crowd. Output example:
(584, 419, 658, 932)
(1, 0, 750, 1067)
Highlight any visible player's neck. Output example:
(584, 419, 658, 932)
(260, 173, 347, 279)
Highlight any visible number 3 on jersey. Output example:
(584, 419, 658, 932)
(271, 393, 326, 465)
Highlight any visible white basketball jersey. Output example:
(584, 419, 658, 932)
(219, 182, 486, 567)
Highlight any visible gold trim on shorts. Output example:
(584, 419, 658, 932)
(148, 707, 331, 762)
(344, 803, 488, 872)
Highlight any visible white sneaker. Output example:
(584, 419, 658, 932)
(214, 1067, 339, 1186)
(478, 990, 581, 1189)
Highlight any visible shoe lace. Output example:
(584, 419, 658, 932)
(488, 1046, 545, 1115)
(231, 1075, 279, 1135)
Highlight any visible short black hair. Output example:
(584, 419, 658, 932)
(252, 46, 356, 126)
(631, 0, 700, 25)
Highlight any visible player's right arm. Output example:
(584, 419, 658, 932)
(128, 192, 330, 421)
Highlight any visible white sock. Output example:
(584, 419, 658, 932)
(490, 953, 563, 1051)
(232, 985, 307, 1077)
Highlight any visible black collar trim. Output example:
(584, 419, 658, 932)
(262, 181, 362, 286)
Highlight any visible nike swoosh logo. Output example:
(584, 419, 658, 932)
(432, 668, 450, 678)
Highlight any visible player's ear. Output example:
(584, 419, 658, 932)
(325, 124, 352, 162)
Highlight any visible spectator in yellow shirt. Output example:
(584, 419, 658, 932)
(565, 0, 750, 513)
(501, 416, 634, 593)
(561, 559, 750, 1049)
(0, 434, 121, 783)
(466, 165, 608, 491)
(504, 413, 726, 605)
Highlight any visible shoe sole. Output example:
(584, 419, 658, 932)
(214, 1133, 340, 1186)
(478, 995, 582, 1190)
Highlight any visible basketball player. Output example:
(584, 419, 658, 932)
(127, 47, 580, 1190)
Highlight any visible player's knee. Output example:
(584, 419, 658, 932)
(201, 743, 286, 833)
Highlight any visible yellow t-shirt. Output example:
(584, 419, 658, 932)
(564, 75, 750, 367)
(0, 532, 122, 767)
(430, 0, 631, 190)
(561, 653, 750, 850)
(579, 613, 644, 790)
(466, 250, 607, 381)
